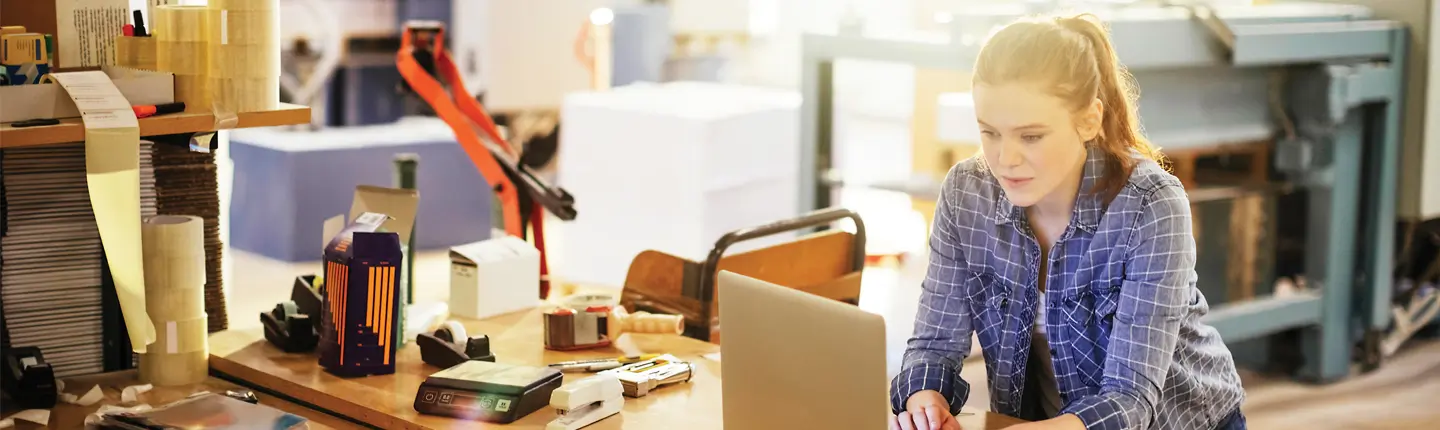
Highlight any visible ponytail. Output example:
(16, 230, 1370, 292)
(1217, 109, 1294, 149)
(974, 13, 1164, 201)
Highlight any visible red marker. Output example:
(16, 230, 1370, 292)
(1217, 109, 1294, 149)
(133, 102, 185, 118)
(123, 24, 134, 37)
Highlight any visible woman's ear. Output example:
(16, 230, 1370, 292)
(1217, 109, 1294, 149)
(1080, 98, 1104, 142)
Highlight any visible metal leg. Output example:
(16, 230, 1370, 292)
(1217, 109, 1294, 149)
(799, 53, 834, 216)
(1300, 111, 1364, 383)
(1358, 29, 1410, 365)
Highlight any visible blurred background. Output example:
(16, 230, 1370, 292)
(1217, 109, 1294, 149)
(14, 0, 1440, 427)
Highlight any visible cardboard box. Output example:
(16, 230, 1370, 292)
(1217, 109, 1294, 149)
(0, 66, 174, 123)
(318, 186, 419, 377)
(449, 236, 541, 320)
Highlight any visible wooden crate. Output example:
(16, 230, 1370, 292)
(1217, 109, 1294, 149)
(1165, 140, 1276, 304)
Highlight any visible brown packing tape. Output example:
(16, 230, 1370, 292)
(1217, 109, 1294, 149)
(138, 350, 208, 387)
(210, 76, 280, 114)
(155, 5, 213, 42)
(210, 9, 281, 47)
(210, 44, 281, 77)
(211, 0, 280, 12)
(157, 40, 210, 75)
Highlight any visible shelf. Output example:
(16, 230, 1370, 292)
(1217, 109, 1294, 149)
(0, 103, 311, 149)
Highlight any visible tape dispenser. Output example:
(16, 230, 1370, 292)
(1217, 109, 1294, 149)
(261, 275, 325, 352)
(418, 321, 496, 369)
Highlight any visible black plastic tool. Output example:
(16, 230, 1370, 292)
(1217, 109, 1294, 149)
(417, 324, 495, 369)
(2, 346, 58, 409)
(260, 275, 324, 352)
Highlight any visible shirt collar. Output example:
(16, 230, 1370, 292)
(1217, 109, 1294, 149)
(993, 148, 1106, 233)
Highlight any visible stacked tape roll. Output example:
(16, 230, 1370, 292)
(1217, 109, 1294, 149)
(155, 5, 214, 112)
(152, 143, 228, 332)
(210, 0, 280, 113)
(138, 215, 209, 386)
(115, 36, 158, 71)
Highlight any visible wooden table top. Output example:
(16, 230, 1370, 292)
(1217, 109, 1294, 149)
(209, 308, 1025, 429)
(0, 370, 356, 429)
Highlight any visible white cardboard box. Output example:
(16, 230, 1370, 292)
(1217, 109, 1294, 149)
(449, 236, 542, 320)
(0, 67, 174, 123)
(555, 82, 803, 287)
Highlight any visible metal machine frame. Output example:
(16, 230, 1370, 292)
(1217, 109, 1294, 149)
(799, 6, 1409, 382)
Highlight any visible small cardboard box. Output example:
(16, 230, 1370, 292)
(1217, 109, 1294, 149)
(0, 66, 174, 123)
(317, 186, 419, 377)
(449, 236, 541, 320)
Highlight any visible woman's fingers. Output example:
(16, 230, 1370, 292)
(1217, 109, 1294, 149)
(897, 411, 919, 430)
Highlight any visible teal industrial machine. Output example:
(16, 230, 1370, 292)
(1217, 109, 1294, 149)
(800, 2, 1417, 382)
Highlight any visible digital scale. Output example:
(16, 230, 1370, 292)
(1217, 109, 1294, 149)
(413, 360, 563, 423)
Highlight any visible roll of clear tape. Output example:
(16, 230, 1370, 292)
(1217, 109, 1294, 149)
(210, 9, 280, 46)
(115, 36, 157, 71)
(156, 41, 209, 75)
(210, 44, 281, 77)
(211, 0, 279, 12)
(138, 316, 209, 386)
(155, 5, 212, 42)
(173, 75, 213, 113)
(211, 76, 280, 113)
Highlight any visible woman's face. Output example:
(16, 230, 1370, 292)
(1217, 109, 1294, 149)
(973, 82, 1097, 209)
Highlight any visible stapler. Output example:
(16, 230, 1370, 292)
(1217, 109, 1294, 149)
(417, 321, 495, 369)
(1, 346, 58, 409)
(260, 275, 325, 352)
(547, 375, 623, 430)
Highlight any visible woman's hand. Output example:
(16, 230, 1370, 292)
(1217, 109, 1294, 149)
(889, 390, 963, 430)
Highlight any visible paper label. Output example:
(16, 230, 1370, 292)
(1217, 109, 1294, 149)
(221, 10, 229, 45)
(48, 71, 140, 129)
(57, 0, 129, 68)
(166, 320, 178, 354)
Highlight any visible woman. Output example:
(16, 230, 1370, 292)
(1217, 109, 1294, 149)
(889, 13, 1247, 430)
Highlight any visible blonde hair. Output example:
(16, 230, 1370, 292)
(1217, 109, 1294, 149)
(973, 13, 1164, 200)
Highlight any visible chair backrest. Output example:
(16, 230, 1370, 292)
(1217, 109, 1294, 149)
(620, 208, 866, 343)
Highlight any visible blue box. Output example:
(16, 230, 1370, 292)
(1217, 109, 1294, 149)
(228, 119, 493, 262)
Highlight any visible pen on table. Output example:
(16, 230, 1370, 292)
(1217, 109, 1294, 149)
(548, 354, 662, 372)
(133, 102, 185, 119)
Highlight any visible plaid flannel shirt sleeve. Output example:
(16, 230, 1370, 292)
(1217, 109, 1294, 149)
(1064, 184, 1197, 430)
(889, 171, 974, 415)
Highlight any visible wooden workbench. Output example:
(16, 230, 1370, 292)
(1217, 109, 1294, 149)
(0, 370, 357, 429)
(209, 308, 1025, 429)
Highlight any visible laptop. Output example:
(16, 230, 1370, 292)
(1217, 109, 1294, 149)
(718, 270, 888, 430)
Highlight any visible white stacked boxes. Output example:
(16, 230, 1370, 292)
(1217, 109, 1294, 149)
(556, 82, 803, 287)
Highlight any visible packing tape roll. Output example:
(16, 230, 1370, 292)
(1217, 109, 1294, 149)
(211, 0, 279, 12)
(156, 40, 209, 76)
(115, 36, 157, 71)
(210, 44, 281, 77)
(211, 9, 280, 46)
(138, 350, 208, 386)
(144, 316, 209, 354)
(211, 75, 280, 113)
(141, 215, 207, 329)
(173, 75, 213, 113)
(155, 5, 212, 42)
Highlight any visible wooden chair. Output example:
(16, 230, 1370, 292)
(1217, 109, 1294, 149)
(619, 208, 867, 343)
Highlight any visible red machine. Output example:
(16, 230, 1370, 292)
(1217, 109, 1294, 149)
(397, 21, 576, 298)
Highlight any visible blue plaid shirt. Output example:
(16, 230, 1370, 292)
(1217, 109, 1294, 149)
(890, 149, 1245, 429)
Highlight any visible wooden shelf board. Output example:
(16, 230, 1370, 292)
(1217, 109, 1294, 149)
(1, 103, 311, 149)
